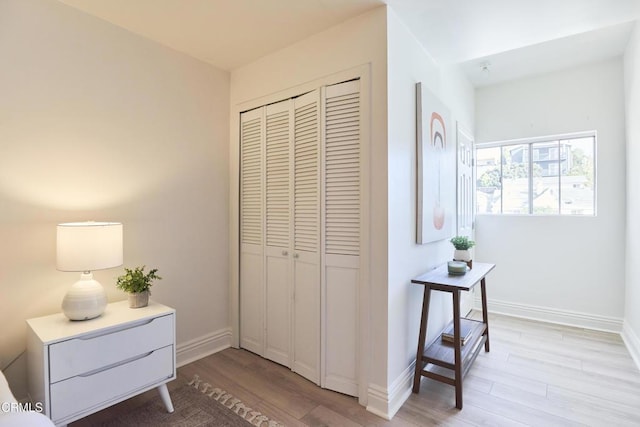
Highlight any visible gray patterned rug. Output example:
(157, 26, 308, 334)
(101, 375, 284, 426)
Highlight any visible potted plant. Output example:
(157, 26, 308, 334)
(450, 236, 475, 266)
(116, 266, 162, 308)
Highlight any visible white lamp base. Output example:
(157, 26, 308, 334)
(62, 272, 107, 320)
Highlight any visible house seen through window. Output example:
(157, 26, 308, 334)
(476, 133, 596, 215)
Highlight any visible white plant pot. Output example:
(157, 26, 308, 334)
(453, 249, 472, 262)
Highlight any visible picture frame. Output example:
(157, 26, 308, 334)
(416, 82, 455, 244)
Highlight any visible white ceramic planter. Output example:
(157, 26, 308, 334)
(453, 249, 472, 262)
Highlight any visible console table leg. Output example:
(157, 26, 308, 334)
(453, 290, 463, 409)
(481, 278, 490, 352)
(413, 286, 431, 393)
(157, 383, 174, 413)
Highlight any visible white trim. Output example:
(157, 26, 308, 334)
(476, 130, 597, 148)
(476, 297, 623, 333)
(366, 384, 391, 420)
(357, 66, 372, 407)
(389, 361, 416, 418)
(176, 328, 232, 367)
(622, 321, 640, 371)
(366, 361, 414, 420)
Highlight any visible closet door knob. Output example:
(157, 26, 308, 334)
(282, 250, 288, 256)
(293, 253, 299, 259)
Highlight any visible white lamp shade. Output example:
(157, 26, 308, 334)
(57, 222, 123, 272)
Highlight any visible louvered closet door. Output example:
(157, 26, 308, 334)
(239, 80, 362, 394)
(322, 80, 361, 396)
(240, 107, 265, 355)
(264, 100, 292, 367)
(292, 90, 321, 384)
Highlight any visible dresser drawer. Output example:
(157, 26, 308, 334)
(49, 313, 174, 383)
(50, 344, 173, 423)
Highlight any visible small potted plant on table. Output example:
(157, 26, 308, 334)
(116, 266, 162, 308)
(450, 236, 475, 268)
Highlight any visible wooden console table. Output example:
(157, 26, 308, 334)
(411, 262, 495, 409)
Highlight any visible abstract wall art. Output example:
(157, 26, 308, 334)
(416, 82, 455, 244)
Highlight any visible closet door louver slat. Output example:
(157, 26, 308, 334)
(294, 99, 319, 254)
(241, 115, 263, 245)
(265, 106, 291, 249)
(324, 88, 360, 257)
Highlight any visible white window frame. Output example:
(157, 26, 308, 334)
(476, 131, 597, 216)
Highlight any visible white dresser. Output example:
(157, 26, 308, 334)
(26, 301, 176, 426)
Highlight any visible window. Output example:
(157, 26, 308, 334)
(476, 133, 596, 215)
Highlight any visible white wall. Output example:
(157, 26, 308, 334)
(0, 0, 230, 398)
(229, 5, 389, 414)
(623, 23, 640, 366)
(475, 59, 626, 329)
(386, 9, 475, 415)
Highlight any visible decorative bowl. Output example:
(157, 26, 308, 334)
(448, 261, 468, 275)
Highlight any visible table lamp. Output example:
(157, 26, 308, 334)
(56, 221, 123, 320)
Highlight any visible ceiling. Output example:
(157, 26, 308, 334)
(57, 0, 385, 71)
(57, 0, 640, 86)
(386, 0, 640, 86)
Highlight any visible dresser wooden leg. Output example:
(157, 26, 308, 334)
(157, 383, 174, 413)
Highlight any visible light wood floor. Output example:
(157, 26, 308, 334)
(72, 312, 640, 426)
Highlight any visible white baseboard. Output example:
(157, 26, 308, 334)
(475, 297, 623, 333)
(366, 361, 415, 420)
(622, 321, 640, 371)
(366, 384, 392, 420)
(176, 328, 232, 367)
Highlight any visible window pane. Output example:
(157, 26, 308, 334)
(560, 137, 595, 215)
(532, 141, 560, 214)
(502, 144, 529, 214)
(476, 147, 501, 213)
(475, 133, 596, 217)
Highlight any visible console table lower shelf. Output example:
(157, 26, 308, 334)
(411, 262, 495, 409)
(418, 318, 486, 387)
